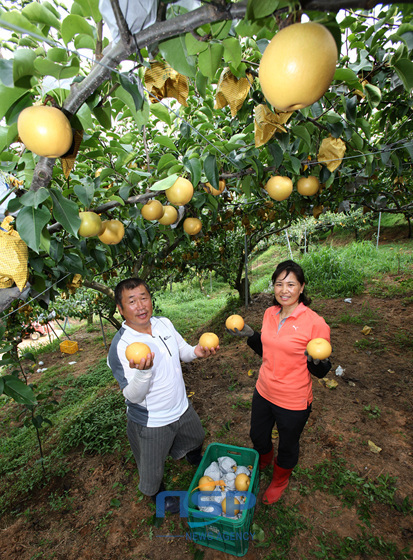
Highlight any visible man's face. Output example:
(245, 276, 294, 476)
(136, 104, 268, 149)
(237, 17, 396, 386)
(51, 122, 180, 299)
(117, 285, 153, 332)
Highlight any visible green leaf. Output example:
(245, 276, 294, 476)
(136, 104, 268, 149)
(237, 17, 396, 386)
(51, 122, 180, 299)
(289, 155, 301, 175)
(115, 87, 149, 128)
(158, 36, 196, 78)
(34, 56, 80, 80)
(291, 125, 312, 151)
(223, 38, 242, 68)
(392, 58, 413, 91)
(119, 73, 144, 111)
(150, 103, 171, 126)
(247, 0, 279, 19)
(61, 14, 95, 44)
(47, 47, 68, 63)
(49, 188, 81, 236)
(150, 174, 178, 192)
(0, 84, 28, 121)
(183, 157, 202, 187)
(49, 238, 63, 262)
(93, 105, 112, 129)
(157, 153, 178, 173)
(74, 181, 94, 208)
(74, 34, 96, 50)
(0, 10, 42, 37)
(185, 33, 209, 56)
(72, 0, 102, 23)
(1, 375, 37, 405)
(75, 102, 94, 131)
(0, 123, 18, 152)
(19, 187, 50, 209)
(268, 143, 284, 168)
(64, 251, 86, 275)
(108, 195, 125, 206)
(345, 96, 358, 124)
(13, 48, 38, 84)
(16, 205, 50, 252)
(195, 71, 208, 98)
(364, 83, 381, 109)
(90, 247, 107, 271)
(198, 43, 224, 81)
(241, 175, 252, 197)
(21, 2, 61, 30)
(333, 68, 361, 88)
(153, 135, 177, 152)
(0, 59, 14, 87)
(203, 154, 219, 189)
(0, 376, 4, 396)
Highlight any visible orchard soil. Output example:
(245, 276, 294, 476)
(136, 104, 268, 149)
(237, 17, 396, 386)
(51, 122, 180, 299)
(1, 282, 412, 559)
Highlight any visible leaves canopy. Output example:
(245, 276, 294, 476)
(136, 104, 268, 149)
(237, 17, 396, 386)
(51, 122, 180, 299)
(0, 0, 412, 306)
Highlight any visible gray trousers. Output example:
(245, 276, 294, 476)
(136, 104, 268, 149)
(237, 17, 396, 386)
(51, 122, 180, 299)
(127, 403, 204, 495)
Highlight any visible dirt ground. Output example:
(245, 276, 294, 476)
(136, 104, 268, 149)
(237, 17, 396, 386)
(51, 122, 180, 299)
(0, 275, 412, 559)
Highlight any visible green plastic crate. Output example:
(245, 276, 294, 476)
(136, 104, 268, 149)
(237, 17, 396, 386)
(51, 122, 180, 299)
(187, 442, 259, 557)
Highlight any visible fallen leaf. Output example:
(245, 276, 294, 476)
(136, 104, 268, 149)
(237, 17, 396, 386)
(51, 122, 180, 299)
(361, 325, 372, 335)
(368, 440, 382, 454)
(247, 369, 254, 377)
(187, 391, 195, 398)
(325, 378, 338, 389)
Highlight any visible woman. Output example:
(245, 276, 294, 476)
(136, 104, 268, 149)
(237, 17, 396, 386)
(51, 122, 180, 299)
(228, 260, 331, 504)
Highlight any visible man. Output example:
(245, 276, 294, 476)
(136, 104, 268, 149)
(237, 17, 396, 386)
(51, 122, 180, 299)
(108, 277, 218, 513)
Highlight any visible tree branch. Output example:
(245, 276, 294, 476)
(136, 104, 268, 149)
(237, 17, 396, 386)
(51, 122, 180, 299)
(82, 280, 114, 299)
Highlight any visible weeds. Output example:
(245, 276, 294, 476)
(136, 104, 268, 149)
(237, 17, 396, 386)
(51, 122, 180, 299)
(311, 528, 412, 559)
(363, 404, 381, 419)
(60, 390, 126, 454)
(295, 457, 411, 524)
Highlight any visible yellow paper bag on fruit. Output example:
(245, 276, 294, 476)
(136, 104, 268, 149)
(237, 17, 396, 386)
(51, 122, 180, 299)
(317, 136, 346, 172)
(67, 274, 82, 294)
(254, 104, 293, 147)
(0, 216, 29, 291)
(144, 61, 189, 106)
(214, 68, 252, 117)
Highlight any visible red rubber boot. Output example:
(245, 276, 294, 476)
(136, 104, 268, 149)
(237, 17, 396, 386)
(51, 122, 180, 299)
(262, 459, 293, 504)
(259, 447, 274, 471)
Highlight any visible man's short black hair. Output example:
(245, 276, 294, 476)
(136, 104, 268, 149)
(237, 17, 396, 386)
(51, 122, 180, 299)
(114, 278, 151, 308)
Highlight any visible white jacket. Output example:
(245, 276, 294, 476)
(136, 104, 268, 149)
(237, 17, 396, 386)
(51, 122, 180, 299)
(108, 316, 197, 427)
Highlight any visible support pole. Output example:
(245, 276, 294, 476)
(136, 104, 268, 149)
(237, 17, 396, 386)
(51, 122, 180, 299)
(376, 212, 382, 249)
(244, 234, 249, 309)
(285, 230, 293, 259)
(99, 312, 108, 350)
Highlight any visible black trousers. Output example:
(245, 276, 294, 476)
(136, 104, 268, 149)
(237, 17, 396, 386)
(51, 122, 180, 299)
(249, 389, 312, 470)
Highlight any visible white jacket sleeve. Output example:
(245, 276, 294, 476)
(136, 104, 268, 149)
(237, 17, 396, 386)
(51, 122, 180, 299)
(122, 368, 153, 403)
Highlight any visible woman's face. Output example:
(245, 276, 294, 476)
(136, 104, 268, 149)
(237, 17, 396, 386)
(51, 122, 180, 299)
(273, 271, 304, 308)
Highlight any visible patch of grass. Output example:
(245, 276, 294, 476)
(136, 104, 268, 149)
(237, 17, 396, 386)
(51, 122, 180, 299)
(394, 327, 413, 349)
(363, 404, 381, 419)
(231, 397, 252, 410)
(72, 357, 115, 389)
(155, 279, 232, 338)
(59, 390, 127, 454)
(252, 501, 307, 556)
(310, 528, 412, 559)
(295, 457, 411, 524)
(300, 246, 366, 298)
(354, 338, 385, 352)
(337, 302, 380, 325)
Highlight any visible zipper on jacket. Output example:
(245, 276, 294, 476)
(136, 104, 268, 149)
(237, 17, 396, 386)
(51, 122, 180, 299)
(158, 336, 172, 356)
